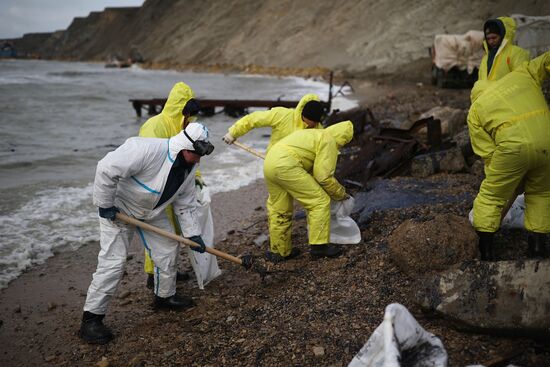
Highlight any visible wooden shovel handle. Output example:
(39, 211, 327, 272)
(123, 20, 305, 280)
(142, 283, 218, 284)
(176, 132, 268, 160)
(233, 141, 266, 159)
(115, 212, 244, 266)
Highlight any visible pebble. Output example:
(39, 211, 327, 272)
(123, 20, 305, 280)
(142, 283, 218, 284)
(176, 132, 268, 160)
(163, 350, 176, 358)
(96, 356, 109, 367)
(119, 290, 131, 299)
(313, 346, 325, 356)
(127, 355, 146, 367)
(47, 302, 57, 311)
(226, 315, 235, 322)
(119, 299, 132, 306)
(44, 355, 56, 362)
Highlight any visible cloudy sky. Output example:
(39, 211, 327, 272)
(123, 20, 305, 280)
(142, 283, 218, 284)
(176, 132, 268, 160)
(0, 0, 144, 39)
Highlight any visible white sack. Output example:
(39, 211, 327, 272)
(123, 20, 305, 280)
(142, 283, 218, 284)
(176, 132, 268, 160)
(186, 185, 222, 289)
(468, 194, 525, 229)
(330, 196, 361, 244)
(348, 303, 447, 367)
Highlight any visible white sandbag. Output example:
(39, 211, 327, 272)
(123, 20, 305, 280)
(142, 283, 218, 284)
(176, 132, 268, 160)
(186, 185, 222, 290)
(468, 194, 525, 229)
(330, 196, 361, 244)
(348, 303, 447, 367)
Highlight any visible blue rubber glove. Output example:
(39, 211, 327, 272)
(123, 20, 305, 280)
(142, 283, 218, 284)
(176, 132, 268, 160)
(188, 235, 206, 253)
(98, 206, 119, 221)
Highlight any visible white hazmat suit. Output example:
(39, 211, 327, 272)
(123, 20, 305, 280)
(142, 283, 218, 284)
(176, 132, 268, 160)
(84, 123, 209, 315)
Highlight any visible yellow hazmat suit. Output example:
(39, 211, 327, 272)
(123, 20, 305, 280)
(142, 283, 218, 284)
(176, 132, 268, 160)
(139, 82, 197, 274)
(478, 17, 530, 81)
(263, 121, 353, 256)
(468, 51, 550, 233)
(228, 93, 321, 152)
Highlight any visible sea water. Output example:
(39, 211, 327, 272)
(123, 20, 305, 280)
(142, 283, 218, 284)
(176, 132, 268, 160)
(0, 59, 355, 288)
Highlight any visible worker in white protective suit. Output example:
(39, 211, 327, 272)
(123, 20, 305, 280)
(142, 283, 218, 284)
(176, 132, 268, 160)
(79, 122, 214, 345)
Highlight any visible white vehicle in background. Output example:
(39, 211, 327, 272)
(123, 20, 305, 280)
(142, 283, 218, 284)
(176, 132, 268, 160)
(513, 14, 550, 99)
(512, 14, 550, 57)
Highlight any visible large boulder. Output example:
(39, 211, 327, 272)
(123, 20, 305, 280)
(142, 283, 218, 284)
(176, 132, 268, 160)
(411, 148, 467, 178)
(417, 106, 467, 137)
(388, 214, 478, 276)
(414, 260, 550, 338)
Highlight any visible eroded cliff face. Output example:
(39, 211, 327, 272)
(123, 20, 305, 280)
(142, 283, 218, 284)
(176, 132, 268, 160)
(6, 0, 550, 77)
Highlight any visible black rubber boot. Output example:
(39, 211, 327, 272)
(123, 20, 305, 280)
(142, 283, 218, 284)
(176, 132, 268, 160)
(264, 248, 301, 264)
(79, 311, 114, 345)
(310, 244, 342, 258)
(528, 232, 547, 258)
(477, 231, 494, 261)
(146, 274, 154, 289)
(154, 294, 195, 311)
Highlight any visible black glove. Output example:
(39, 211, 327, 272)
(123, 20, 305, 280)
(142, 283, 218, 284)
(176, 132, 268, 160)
(98, 206, 119, 221)
(188, 235, 206, 253)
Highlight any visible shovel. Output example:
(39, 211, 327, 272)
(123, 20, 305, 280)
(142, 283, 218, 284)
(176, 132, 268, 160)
(115, 212, 262, 274)
(233, 141, 266, 160)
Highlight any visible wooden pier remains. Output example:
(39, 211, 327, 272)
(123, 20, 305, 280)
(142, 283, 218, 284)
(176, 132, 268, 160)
(129, 98, 330, 118)
(130, 72, 338, 118)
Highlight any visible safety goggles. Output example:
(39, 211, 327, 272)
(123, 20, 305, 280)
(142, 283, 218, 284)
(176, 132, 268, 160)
(183, 129, 214, 156)
(182, 98, 201, 117)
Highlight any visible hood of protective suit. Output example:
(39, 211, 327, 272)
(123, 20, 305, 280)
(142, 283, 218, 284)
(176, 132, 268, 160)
(483, 17, 517, 52)
(169, 122, 210, 158)
(161, 82, 195, 127)
(325, 121, 353, 146)
(470, 80, 493, 103)
(294, 93, 321, 128)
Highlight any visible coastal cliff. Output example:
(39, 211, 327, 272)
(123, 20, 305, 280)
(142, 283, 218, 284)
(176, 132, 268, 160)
(5, 0, 550, 76)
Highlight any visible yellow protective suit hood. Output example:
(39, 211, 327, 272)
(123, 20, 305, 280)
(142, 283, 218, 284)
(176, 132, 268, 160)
(485, 17, 516, 45)
(478, 16, 530, 81)
(293, 93, 321, 128)
(325, 121, 354, 147)
(139, 82, 195, 138)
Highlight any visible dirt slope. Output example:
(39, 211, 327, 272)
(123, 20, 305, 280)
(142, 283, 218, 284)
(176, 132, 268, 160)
(9, 0, 550, 77)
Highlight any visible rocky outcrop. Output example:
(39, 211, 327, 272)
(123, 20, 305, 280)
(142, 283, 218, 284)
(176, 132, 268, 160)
(5, 0, 550, 77)
(415, 260, 550, 338)
(411, 148, 467, 178)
